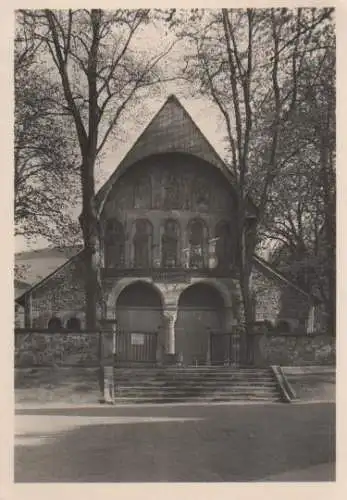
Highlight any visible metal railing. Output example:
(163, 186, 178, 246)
(101, 266, 237, 280)
(114, 330, 158, 363)
(209, 332, 241, 366)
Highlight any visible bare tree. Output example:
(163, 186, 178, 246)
(262, 20, 335, 333)
(171, 7, 334, 361)
(15, 15, 81, 245)
(20, 9, 176, 328)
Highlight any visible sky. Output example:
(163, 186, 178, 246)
(15, 90, 228, 253)
(15, 12, 231, 253)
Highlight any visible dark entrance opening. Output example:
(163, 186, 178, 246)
(175, 283, 225, 365)
(115, 282, 163, 362)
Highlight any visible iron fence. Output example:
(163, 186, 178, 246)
(114, 330, 158, 363)
(209, 332, 241, 366)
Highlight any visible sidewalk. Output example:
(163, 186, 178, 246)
(262, 462, 335, 481)
(15, 398, 335, 412)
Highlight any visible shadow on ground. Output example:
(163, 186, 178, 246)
(15, 403, 335, 482)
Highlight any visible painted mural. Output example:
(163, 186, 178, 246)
(101, 154, 236, 270)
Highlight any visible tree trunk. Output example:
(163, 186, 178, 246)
(239, 272, 252, 365)
(80, 155, 102, 330)
(236, 208, 256, 365)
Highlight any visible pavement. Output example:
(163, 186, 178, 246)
(14, 401, 335, 482)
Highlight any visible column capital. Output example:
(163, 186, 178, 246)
(163, 308, 178, 323)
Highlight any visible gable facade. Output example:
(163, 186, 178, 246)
(16, 95, 325, 365)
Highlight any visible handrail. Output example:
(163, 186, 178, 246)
(271, 365, 297, 403)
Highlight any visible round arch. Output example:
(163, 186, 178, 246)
(106, 278, 164, 319)
(113, 281, 163, 363)
(188, 278, 234, 315)
(117, 281, 163, 309)
(175, 281, 228, 365)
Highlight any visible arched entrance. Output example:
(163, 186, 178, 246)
(175, 283, 226, 365)
(116, 281, 163, 362)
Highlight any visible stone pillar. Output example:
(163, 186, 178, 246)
(158, 282, 184, 363)
(152, 217, 162, 268)
(180, 218, 189, 268)
(163, 309, 177, 355)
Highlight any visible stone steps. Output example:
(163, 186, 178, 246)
(114, 396, 280, 404)
(112, 367, 282, 403)
(115, 382, 277, 391)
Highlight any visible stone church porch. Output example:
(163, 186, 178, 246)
(104, 277, 239, 367)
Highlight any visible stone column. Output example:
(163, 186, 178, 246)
(180, 218, 189, 268)
(158, 282, 184, 364)
(163, 308, 177, 355)
(152, 217, 162, 268)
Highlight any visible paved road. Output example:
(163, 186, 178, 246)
(15, 402, 335, 482)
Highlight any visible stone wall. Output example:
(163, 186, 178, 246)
(30, 254, 87, 328)
(14, 328, 335, 369)
(251, 266, 314, 333)
(15, 330, 100, 367)
(252, 333, 335, 366)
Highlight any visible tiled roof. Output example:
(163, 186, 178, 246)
(95, 94, 235, 214)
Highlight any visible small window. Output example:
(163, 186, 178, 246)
(133, 219, 153, 268)
(66, 317, 81, 331)
(161, 219, 179, 267)
(215, 221, 232, 268)
(48, 317, 63, 331)
(188, 219, 206, 269)
(104, 219, 125, 268)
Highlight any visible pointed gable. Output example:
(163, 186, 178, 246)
(96, 95, 233, 214)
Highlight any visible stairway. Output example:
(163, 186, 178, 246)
(112, 366, 282, 403)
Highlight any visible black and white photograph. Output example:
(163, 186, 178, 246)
(12, 5, 336, 485)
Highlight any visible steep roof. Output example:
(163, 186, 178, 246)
(253, 255, 317, 301)
(15, 246, 82, 287)
(15, 249, 85, 305)
(95, 94, 235, 215)
(14, 279, 31, 299)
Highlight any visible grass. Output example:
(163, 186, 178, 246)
(15, 367, 101, 404)
(283, 366, 335, 402)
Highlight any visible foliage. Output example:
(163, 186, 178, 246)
(169, 7, 335, 348)
(15, 16, 81, 245)
(18, 9, 176, 328)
